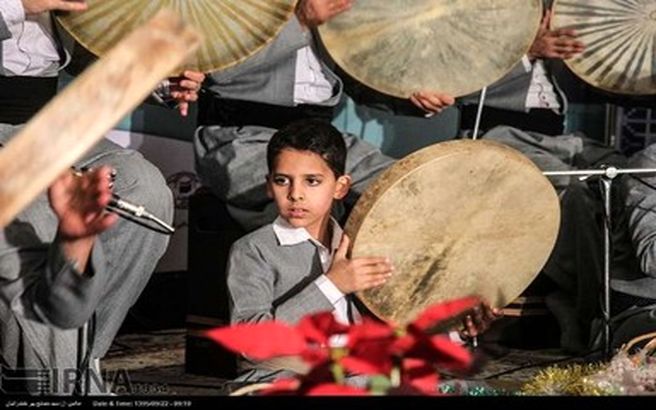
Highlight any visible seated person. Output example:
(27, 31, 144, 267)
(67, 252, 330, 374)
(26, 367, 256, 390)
(0, 124, 173, 395)
(543, 144, 656, 353)
(458, 2, 585, 137)
(608, 145, 656, 350)
(225, 119, 500, 383)
(0, 0, 203, 123)
(195, 0, 455, 232)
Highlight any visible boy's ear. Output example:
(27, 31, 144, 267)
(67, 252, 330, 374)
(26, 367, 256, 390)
(334, 175, 352, 200)
(265, 175, 273, 199)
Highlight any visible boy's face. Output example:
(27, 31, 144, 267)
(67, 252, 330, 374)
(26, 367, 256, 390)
(267, 148, 351, 239)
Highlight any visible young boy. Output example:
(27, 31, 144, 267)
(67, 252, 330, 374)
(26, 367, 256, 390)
(225, 119, 394, 383)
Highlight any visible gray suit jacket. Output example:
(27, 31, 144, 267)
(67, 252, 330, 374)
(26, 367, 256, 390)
(458, 0, 565, 114)
(204, 16, 342, 108)
(226, 223, 334, 381)
(615, 145, 656, 299)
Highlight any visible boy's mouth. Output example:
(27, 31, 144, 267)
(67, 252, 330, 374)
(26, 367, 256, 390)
(288, 208, 308, 218)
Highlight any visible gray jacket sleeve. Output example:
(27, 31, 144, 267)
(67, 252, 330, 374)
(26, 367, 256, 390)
(33, 241, 109, 328)
(0, 233, 110, 330)
(622, 149, 656, 279)
(208, 16, 310, 83)
(204, 16, 310, 105)
(0, 13, 10, 41)
(458, 60, 533, 112)
(227, 240, 333, 326)
(0, 125, 110, 330)
(1, 10, 10, 64)
(203, 16, 342, 108)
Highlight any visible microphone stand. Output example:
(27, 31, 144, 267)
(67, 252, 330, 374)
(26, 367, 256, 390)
(543, 166, 656, 359)
(465, 86, 487, 349)
(471, 86, 487, 141)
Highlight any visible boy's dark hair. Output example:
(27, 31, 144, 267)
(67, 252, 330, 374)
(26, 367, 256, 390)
(267, 119, 347, 177)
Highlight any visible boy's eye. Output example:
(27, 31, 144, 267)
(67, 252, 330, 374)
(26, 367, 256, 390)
(273, 176, 290, 186)
(306, 177, 322, 186)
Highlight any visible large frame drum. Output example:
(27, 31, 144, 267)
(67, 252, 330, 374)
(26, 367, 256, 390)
(345, 140, 561, 325)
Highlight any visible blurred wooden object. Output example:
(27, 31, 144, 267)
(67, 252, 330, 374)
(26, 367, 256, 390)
(0, 9, 201, 228)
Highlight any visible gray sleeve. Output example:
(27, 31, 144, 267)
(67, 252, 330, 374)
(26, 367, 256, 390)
(0, 12, 9, 65)
(227, 241, 333, 326)
(457, 60, 533, 111)
(1, 238, 110, 330)
(623, 179, 656, 278)
(0, 14, 9, 41)
(208, 16, 309, 83)
(33, 241, 110, 328)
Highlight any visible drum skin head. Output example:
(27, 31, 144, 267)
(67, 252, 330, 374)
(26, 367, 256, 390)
(345, 139, 560, 325)
(553, 0, 656, 95)
(57, 0, 298, 73)
(318, 0, 543, 98)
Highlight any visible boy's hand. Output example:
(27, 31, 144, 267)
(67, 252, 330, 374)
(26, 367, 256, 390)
(458, 302, 503, 340)
(49, 166, 118, 242)
(325, 234, 393, 294)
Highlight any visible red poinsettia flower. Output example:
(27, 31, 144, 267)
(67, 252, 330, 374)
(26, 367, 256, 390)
(341, 297, 478, 376)
(340, 318, 397, 375)
(304, 383, 370, 396)
(205, 312, 349, 365)
(401, 358, 440, 395)
(409, 296, 480, 332)
(205, 321, 307, 360)
(206, 296, 481, 396)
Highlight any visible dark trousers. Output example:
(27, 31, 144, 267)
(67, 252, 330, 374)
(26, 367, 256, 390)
(197, 92, 333, 129)
(460, 104, 566, 136)
(0, 76, 58, 125)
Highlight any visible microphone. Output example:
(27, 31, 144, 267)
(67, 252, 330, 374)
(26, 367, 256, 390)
(71, 167, 174, 235)
(106, 194, 175, 235)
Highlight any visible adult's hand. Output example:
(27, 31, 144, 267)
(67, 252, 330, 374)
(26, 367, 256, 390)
(410, 91, 455, 115)
(296, 0, 353, 29)
(528, 9, 585, 60)
(22, 0, 88, 16)
(168, 70, 205, 117)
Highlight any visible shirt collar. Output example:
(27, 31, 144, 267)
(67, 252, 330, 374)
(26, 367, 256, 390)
(273, 216, 343, 253)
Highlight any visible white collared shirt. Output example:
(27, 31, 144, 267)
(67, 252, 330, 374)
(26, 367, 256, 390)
(522, 56, 561, 111)
(293, 46, 334, 105)
(272, 216, 361, 326)
(0, 0, 60, 76)
(272, 217, 466, 345)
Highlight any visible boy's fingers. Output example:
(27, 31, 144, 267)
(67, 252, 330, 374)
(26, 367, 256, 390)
(335, 234, 350, 260)
(362, 274, 391, 289)
(358, 265, 393, 276)
(354, 256, 390, 267)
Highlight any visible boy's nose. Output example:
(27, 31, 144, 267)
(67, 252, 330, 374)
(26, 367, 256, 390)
(288, 185, 305, 201)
